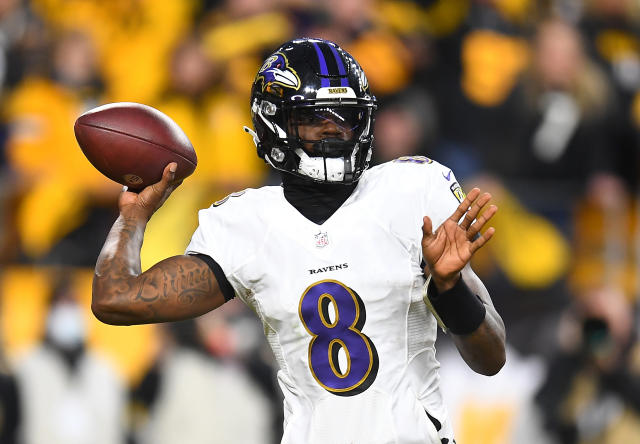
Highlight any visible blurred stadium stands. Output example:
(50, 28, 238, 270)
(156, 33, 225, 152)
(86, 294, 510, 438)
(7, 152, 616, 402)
(1, 0, 640, 443)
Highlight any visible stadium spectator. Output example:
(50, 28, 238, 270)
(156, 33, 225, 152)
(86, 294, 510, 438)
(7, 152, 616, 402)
(301, 0, 415, 97)
(427, 0, 533, 178)
(579, 0, 640, 190)
(31, 0, 198, 104)
(372, 87, 439, 164)
(129, 316, 272, 444)
(14, 271, 127, 444)
(535, 285, 640, 443)
(0, 0, 48, 89)
(5, 29, 119, 265)
(515, 17, 617, 217)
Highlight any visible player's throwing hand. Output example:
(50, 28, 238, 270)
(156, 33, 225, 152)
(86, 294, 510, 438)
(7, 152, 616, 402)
(118, 162, 182, 221)
(422, 188, 497, 292)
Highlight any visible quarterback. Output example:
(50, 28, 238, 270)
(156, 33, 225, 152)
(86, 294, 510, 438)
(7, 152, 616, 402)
(92, 38, 505, 444)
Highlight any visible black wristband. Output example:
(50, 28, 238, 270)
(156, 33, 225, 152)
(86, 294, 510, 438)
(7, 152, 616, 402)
(427, 277, 486, 335)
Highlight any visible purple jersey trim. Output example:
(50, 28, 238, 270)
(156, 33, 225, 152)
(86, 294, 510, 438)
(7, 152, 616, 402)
(313, 42, 331, 87)
(329, 44, 349, 87)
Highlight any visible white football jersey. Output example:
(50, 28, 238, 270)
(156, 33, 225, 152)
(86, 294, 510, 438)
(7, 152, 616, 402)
(186, 157, 465, 444)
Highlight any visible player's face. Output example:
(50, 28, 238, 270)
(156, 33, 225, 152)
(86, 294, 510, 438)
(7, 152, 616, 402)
(290, 107, 359, 154)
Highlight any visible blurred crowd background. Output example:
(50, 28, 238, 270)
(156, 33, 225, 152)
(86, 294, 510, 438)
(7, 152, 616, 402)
(0, 0, 639, 443)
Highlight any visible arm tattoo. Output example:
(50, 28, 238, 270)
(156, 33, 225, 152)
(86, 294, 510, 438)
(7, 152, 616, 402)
(134, 277, 157, 303)
(93, 215, 223, 324)
(143, 259, 213, 306)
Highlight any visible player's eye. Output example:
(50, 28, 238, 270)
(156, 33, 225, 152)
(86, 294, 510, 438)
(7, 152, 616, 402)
(292, 109, 316, 125)
(290, 107, 366, 140)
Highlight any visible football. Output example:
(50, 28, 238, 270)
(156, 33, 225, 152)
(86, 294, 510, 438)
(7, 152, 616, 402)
(74, 102, 197, 190)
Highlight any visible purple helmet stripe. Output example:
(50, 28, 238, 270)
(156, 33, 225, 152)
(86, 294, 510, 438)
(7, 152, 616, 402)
(313, 42, 331, 87)
(329, 44, 349, 87)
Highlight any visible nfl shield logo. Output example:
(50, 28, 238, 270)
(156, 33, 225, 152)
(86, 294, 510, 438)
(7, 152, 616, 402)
(314, 231, 329, 248)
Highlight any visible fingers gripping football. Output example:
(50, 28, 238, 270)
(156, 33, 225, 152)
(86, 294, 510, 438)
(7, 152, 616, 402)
(422, 188, 497, 288)
(119, 162, 182, 221)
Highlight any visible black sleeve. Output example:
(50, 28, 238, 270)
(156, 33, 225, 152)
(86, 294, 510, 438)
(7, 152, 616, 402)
(189, 253, 235, 302)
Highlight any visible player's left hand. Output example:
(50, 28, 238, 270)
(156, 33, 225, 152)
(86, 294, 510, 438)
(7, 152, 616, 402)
(422, 188, 497, 292)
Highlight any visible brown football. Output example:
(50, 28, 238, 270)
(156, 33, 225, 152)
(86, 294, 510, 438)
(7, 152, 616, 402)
(74, 102, 197, 190)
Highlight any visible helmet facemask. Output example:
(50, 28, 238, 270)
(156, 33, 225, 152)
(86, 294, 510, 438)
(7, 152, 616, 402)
(250, 98, 375, 184)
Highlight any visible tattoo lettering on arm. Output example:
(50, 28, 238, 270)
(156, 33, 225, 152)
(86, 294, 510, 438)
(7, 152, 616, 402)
(133, 257, 224, 323)
(134, 277, 157, 303)
(92, 216, 226, 325)
(152, 260, 214, 306)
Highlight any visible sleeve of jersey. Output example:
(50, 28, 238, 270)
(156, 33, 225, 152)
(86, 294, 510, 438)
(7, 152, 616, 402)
(421, 161, 466, 231)
(184, 205, 247, 302)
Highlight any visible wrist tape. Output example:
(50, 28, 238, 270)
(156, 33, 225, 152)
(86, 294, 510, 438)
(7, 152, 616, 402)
(422, 276, 486, 335)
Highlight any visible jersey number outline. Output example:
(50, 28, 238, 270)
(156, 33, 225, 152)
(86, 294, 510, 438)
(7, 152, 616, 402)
(298, 279, 379, 396)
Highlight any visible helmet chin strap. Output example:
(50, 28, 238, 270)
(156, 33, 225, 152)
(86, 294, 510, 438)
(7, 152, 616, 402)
(243, 126, 260, 147)
(244, 125, 278, 168)
(295, 148, 345, 182)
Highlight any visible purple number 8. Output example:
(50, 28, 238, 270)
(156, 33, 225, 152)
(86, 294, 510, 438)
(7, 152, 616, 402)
(299, 280, 378, 396)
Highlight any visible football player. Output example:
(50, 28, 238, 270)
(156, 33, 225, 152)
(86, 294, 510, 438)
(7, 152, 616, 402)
(92, 38, 506, 444)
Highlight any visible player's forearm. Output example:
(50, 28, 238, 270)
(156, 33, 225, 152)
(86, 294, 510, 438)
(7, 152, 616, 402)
(428, 267, 506, 375)
(92, 214, 148, 324)
(452, 307, 506, 376)
(97, 214, 146, 274)
(451, 271, 506, 375)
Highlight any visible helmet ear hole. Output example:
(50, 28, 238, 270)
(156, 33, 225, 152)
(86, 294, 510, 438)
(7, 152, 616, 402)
(260, 101, 277, 116)
(271, 147, 285, 162)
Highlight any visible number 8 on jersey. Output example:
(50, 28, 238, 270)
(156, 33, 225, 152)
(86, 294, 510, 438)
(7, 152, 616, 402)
(298, 280, 379, 396)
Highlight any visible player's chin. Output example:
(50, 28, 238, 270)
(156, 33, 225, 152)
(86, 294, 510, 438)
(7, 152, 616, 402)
(301, 143, 315, 154)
